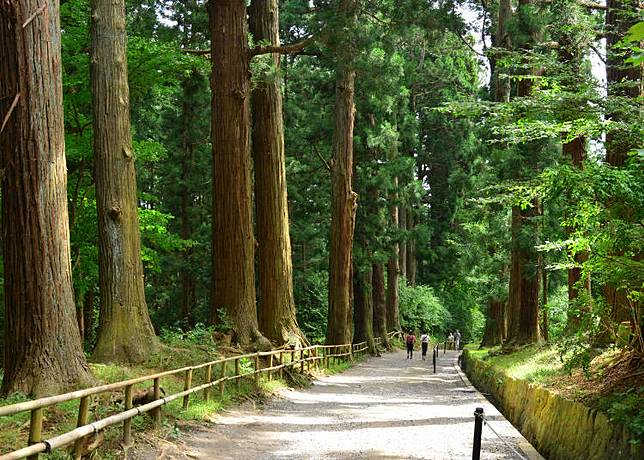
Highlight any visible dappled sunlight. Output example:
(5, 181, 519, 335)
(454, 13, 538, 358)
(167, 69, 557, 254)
(167, 350, 542, 459)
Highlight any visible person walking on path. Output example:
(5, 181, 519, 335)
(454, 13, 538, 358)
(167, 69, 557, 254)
(406, 330, 416, 359)
(447, 332, 454, 350)
(420, 332, 429, 360)
(454, 330, 461, 350)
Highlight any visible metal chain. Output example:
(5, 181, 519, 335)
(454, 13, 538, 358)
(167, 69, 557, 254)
(476, 413, 528, 460)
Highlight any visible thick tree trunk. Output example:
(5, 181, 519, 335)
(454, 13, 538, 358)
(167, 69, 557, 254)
(372, 263, 389, 347)
(353, 264, 375, 352)
(0, 0, 93, 395)
(386, 176, 401, 332)
(249, 0, 304, 346)
(208, 1, 269, 349)
(481, 300, 505, 347)
(326, 0, 358, 346)
(90, 0, 159, 363)
(399, 206, 407, 281)
(606, 0, 642, 167)
(326, 70, 358, 345)
(505, 0, 542, 347)
(506, 205, 541, 346)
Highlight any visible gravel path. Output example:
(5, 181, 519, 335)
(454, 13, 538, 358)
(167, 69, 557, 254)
(140, 350, 543, 460)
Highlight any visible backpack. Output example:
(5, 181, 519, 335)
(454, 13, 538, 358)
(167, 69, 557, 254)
(406, 334, 415, 344)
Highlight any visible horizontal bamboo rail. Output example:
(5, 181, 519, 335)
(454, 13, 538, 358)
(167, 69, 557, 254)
(0, 331, 398, 460)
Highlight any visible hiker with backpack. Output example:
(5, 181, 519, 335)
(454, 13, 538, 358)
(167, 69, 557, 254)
(420, 332, 429, 360)
(406, 330, 416, 359)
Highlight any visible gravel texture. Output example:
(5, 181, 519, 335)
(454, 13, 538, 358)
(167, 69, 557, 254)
(136, 349, 544, 460)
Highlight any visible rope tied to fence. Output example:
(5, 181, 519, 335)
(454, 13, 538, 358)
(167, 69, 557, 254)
(475, 411, 528, 460)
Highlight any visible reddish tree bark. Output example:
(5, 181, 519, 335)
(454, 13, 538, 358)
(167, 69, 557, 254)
(90, 0, 159, 362)
(372, 263, 389, 347)
(353, 264, 375, 353)
(326, 0, 358, 346)
(249, 0, 304, 346)
(506, 205, 541, 345)
(208, 0, 269, 348)
(0, 0, 93, 395)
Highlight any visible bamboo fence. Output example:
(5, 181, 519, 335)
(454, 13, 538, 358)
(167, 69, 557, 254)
(0, 332, 398, 460)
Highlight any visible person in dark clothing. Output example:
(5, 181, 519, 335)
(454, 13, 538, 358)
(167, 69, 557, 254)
(406, 330, 416, 359)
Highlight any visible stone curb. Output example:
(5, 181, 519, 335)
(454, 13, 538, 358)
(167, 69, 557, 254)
(453, 352, 545, 460)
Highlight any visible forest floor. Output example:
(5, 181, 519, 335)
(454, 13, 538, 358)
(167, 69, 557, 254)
(133, 349, 543, 460)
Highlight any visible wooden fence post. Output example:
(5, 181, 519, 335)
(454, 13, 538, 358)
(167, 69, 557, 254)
(182, 368, 193, 410)
(72, 396, 90, 459)
(300, 349, 304, 373)
(279, 351, 284, 379)
(220, 361, 227, 398)
(122, 385, 133, 447)
(254, 353, 260, 384)
(268, 354, 273, 381)
(235, 358, 241, 390)
(27, 408, 43, 460)
(204, 364, 213, 401)
(153, 377, 161, 427)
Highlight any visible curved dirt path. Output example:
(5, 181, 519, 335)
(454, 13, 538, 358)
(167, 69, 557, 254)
(139, 350, 543, 460)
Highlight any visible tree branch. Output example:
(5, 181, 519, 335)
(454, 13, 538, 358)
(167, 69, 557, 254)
(457, 33, 486, 57)
(589, 43, 606, 64)
(183, 48, 211, 55)
(250, 37, 313, 57)
(312, 144, 331, 172)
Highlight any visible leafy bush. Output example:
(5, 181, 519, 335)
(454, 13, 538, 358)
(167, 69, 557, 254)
(603, 387, 644, 444)
(399, 282, 450, 335)
(294, 270, 328, 343)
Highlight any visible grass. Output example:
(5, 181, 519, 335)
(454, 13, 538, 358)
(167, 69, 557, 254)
(0, 337, 366, 458)
(468, 344, 565, 384)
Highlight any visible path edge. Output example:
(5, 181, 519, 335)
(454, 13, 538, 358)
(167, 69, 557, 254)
(453, 353, 545, 460)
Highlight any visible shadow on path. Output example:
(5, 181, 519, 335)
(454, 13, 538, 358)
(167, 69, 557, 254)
(134, 350, 542, 460)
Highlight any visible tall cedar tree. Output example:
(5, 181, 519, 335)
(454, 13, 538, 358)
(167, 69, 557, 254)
(0, 0, 92, 394)
(372, 263, 389, 345)
(208, 0, 270, 348)
(249, 0, 304, 345)
(386, 178, 400, 331)
(555, 3, 591, 328)
(353, 262, 375, 352)
(90, 0, 159, 362)
(327, 0, 359, 345)
(481, 0, 511, 346)
(505, 0, 542, 346)
(603, 0, 642, 327)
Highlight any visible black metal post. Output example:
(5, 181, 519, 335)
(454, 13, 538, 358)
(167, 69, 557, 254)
(443, 341, 446, 354)
(472, 407, 483, 460)
(432, 346, 436, 373)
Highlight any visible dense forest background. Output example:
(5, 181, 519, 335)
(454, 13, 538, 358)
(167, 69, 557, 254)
(0, 0, 641, 402)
